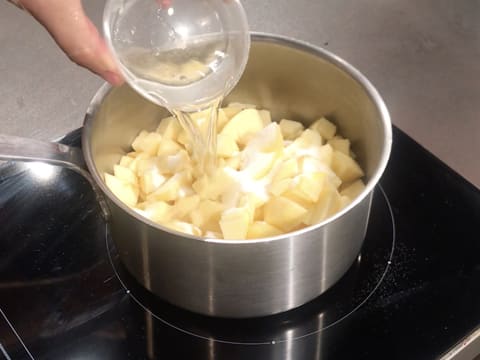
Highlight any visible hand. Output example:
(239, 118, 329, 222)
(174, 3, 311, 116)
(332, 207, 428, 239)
(10, 0, 124, 86)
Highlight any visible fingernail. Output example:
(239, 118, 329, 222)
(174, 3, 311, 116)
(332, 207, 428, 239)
(102, 71, 124, 86)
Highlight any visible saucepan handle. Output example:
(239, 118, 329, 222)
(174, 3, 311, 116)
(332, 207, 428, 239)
(0, 134, 110, 220)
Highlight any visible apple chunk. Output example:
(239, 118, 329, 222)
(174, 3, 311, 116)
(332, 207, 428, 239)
(247, 221, 283, 239)
(310, 117, 336, 140)
(113, 165, 137, 185)
(219, 207, 250, 239)
(104, 173, 139, 207)
(331, 150, 364, 183)
(156, 116, 182, 140)
(279, 119, 304, 140)
(220, 108, 265, 146)
(264, 196, 309, 232)
(340, 179, 366, 199)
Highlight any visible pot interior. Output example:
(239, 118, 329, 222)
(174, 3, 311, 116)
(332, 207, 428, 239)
(85, 34, 390, 208)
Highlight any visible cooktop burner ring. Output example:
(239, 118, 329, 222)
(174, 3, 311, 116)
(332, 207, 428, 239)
(106, 185, 396, 346)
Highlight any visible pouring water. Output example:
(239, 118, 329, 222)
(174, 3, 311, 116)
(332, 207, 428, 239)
(103, 0, 250, 173)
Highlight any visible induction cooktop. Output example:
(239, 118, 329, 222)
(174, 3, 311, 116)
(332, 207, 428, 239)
(0, 126, 479, 360)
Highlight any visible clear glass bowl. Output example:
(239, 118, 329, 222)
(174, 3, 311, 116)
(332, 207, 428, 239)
(103, 0, 251, 111)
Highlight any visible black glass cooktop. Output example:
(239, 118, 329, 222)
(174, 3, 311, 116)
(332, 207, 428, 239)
(0, 127, 479, 360)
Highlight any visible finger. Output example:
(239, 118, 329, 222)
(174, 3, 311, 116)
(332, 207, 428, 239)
(18, 0, 124, 85)
(157, 0, 172, 9)
(7, 0, 24, 9)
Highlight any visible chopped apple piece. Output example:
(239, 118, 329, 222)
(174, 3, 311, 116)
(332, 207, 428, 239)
(172, 195, 200, 221)
(221, 106, 244, 118)
(247, 221, 283, 239)
(128, 152, 151, 173)
(192, 168, 236, 200)
(279, 119, 304, 140)
(317, 144, 334, 166)
(285, 131, 324, 159)
(190, 175, 208, 199)
(114, 165, 137, 185)
(204, 230, 223, 239)
(254, 205, 264, 221)
(305, 183, 342, 225)
(331, 150, 364, 182)
(243, 122, 284, 155)
(157, 139, 183, 157)
(310, 117, 336, 140)
(176, 130, 190, 148)
(132, 132, 162, 155)
(328, 137, 350, 155)
(139, 168, 166, 195)
(339, 195, 352, 209)
(220, 108, 265, 146)
(148, 172, 189, 202)
(241, 152, 277, 180)
(282, 190, 313, 210)
(164, 220, 202, 236)
(264, 196, 308, 232)
(288, 172, 326, 203)
(292, 144, 333, 166)
(141, 201, 172, 223)
(191, 200, 224, 232)
(225, 154, 241, 170)
(156, 116, 182, 140)
(177, 184, 195, 198)
(126, 151, 139, 158)
(119, 155, 134, 167)
(269, 178, 292, 197)
(297, 129, 323, 148)
(104, 173, 139, 207)
(340, 179, 366, 199)
(219, 171, 248, 208)
(217, 133, 239, 157)
(136, 157, 159, 177)
(217, 108, 238, 132)
(299, 156, 342, 188)
(238, 193, 268, 224)
(219, 207, 250, 239)
(299, 156, 324, 173)
(220, 104, 256, 128)
(258, 109, 272, 126)
(131, 130, 148, 150)
(272, 158, 298, 182)
(164, 150, 191, 174)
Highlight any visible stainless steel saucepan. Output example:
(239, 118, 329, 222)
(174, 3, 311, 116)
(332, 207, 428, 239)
(0, 33, 392, 318)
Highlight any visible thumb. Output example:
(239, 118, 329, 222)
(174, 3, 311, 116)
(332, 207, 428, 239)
(18, 0, 124, 85)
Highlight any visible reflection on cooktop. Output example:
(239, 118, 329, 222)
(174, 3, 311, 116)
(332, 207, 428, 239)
(107, 185, 395, 346)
